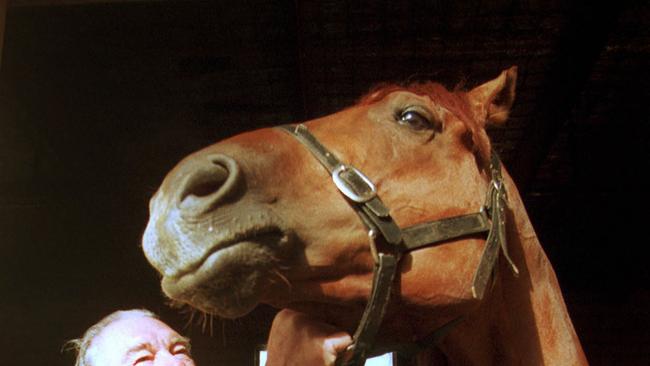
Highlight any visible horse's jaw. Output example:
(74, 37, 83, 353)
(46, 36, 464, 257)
(433, 174, 588, 366)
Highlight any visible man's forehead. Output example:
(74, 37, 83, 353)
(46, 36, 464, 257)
(107, 316, 175, 337)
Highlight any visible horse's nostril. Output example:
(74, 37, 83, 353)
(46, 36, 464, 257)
(178, 154, 241, 214)
(180, 165, 228, 199)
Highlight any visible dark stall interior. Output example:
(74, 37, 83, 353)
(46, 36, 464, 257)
(1, 0, 648, 365)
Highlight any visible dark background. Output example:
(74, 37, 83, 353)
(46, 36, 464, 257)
(1, 0, 648, 365)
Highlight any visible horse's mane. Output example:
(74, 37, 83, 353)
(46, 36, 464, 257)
(356, 82, 491, 163)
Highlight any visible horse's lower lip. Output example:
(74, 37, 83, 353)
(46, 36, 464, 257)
(172, 227, 284, 277)
(160, 230, 285, 300)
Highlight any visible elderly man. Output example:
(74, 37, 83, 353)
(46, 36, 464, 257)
(68, 308, 350, 366)
(67, 309, 195, 366)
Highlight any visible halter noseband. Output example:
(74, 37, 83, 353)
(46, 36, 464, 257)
(278, 124, 519, 366)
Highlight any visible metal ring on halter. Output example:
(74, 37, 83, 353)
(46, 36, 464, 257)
(332, 164, 377, 203)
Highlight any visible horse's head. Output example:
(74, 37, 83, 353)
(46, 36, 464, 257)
(142, 68, 517, 325)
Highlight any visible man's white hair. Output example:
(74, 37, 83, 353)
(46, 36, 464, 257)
(65, 309, 158, 366)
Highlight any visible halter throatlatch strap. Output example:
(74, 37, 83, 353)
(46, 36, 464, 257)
(471, 154, 520, 299)
(277, 124, 517, 366)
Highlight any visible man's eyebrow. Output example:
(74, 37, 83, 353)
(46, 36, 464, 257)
(173, 336, 191, 345)
(170, 336, 191, 350)
(125, 341, 152, 355)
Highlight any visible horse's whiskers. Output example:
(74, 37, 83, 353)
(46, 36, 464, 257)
(271, 269, 292, 290)
(184, 308, 197, 330)
(201, 311, 208, 334)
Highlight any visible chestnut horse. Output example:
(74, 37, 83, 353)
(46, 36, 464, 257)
(143, 67, 587, 365)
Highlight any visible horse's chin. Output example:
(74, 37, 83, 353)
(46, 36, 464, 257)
(161, 235, 287, 319)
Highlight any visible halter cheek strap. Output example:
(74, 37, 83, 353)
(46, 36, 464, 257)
(278, 124, 518, 366)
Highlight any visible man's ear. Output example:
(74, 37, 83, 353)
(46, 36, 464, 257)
(467, 66, 517, 125)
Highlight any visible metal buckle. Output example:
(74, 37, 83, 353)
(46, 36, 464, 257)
(332, 164, 377, 203)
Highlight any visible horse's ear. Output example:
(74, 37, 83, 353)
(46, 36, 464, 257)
(467, 66, 517, 126)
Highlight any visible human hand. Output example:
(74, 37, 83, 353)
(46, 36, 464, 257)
(266, 309, 353, 366)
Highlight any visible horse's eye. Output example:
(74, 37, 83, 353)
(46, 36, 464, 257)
(398, 110, 430, 130)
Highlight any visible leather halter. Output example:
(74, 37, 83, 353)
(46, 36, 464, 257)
(278, 124, 519, 366)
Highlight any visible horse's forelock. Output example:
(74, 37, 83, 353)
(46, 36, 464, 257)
(357, 82, 491, 163)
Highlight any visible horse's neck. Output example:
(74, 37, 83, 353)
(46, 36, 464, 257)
(435, 174, 588, 366)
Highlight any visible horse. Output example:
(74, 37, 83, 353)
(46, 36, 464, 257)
(142, 67, 587, 365)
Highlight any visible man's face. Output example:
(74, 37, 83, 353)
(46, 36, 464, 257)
(86, 316, 196, 366)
